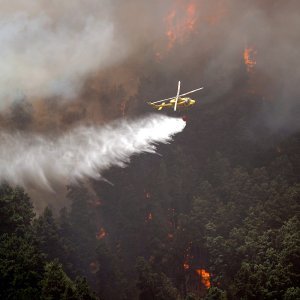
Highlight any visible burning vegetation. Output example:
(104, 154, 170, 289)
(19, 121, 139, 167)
(0, 1, 299, 300)
(96, 227, 107, 240)
(182, 244, 211, 291)
(165, 0, 197, 50)
(243, 46, 257, 73)
(146, 212, 153, 222)
(196, 269, 211, 289)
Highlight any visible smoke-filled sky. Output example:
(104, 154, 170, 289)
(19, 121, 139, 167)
(0, 0, 122, 106)
(0, 0, 298, 112)
(0, 1, 299, 118)
(0, 0, 299, 196)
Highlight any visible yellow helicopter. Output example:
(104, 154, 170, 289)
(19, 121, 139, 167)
(147, 81, 203, 111)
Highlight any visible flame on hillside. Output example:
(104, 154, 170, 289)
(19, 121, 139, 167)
(120, 101, 127, 116)
(96, 227, 107, 240)
(146, 212, 153, 222)
(90, 261, 99, 274)
(243, 46, 257, 73)
(155, 0, 229, 61)
(196, 269, 211, 289)
(165, 0, 197, 50)
(183, 243, 193, 270)
(167, 233, 174, 240)
(156, 0, 198, 60)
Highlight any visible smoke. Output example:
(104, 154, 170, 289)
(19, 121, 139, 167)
(1, 0, 299, 131)
(0, 0, 298, 199)
(0, 114, 185, 189)
(0, 0, 128, 109)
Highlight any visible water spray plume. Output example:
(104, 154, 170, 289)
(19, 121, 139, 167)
(0, 114, 185, 189)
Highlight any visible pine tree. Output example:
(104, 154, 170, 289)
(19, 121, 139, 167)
(41, 260, 76, 300)
(0, 184, 34, 235)
(34, 207, 65, 262)
(136, 257, 179, 300)
(0, 234, 44, 299)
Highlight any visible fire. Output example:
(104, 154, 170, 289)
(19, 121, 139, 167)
(145, 212, 153, 223)
(243, 46, 257, 73)
(186, 3, 197, 30)
(165, 9, 177, 50)
(96, 227, 106, 240)
(196, 269, 211, 289)
(183, 244, 193, 271)
(167, 233, 174, 239)
(155, 0, 230, 61)
(120, 101, 127, 116)
(89, 261, 99, 273)
(88, 198, 102, 207)
(165, 1, 197, 50)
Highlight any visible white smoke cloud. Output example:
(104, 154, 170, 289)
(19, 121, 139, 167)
(0, 0, 128, 109)
(0, 114, 185, 189)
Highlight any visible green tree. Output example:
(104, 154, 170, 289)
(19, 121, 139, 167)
(136, 257, 179, 300)
(0, 234, 44, 299)
(0, 184, 34, 235)
(41, 260, 76, 300)
(74, 276, 98, 300)
(96, 241, 125, 300)
(34, 207, 65, 262)
(68, 184, 98, 277)
(284, 287, 300, 300)
(204, 287, 227, 300)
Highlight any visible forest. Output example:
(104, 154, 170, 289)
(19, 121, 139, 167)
(0, 1, 299, 299)
(0, 69, 299, 300)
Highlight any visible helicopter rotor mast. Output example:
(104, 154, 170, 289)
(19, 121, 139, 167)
(174, 81, 181, 111)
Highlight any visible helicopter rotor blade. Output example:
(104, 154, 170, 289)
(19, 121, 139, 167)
(150, 87, 203, 104)
(174, 81, 181, 111)
(178, 87, 203, 97)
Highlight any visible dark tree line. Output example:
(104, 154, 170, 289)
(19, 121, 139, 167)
(0, 184, 97, 299)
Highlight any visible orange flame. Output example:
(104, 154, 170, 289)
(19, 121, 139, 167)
(93, 199, 102, 207)
(167, 233, 174, 240)
(89, 261, 99, 273)
(120, 101, 127, 116)
(88, 198, 102, 207)
(165, 1, 197, 50)
(183, 244, 193, 271)
(196, 269, 211, 289)
(243, 47, 257, 73)
(96, 227, 106, 240)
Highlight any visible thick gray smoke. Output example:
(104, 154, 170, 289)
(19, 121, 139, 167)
(0, 0, 128, 108)
(1, 1, 299, 127)
(0, 114, 185, 189)
(0, 0, 299, 198)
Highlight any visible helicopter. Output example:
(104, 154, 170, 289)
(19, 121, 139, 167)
(147, 81, 203, 111)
